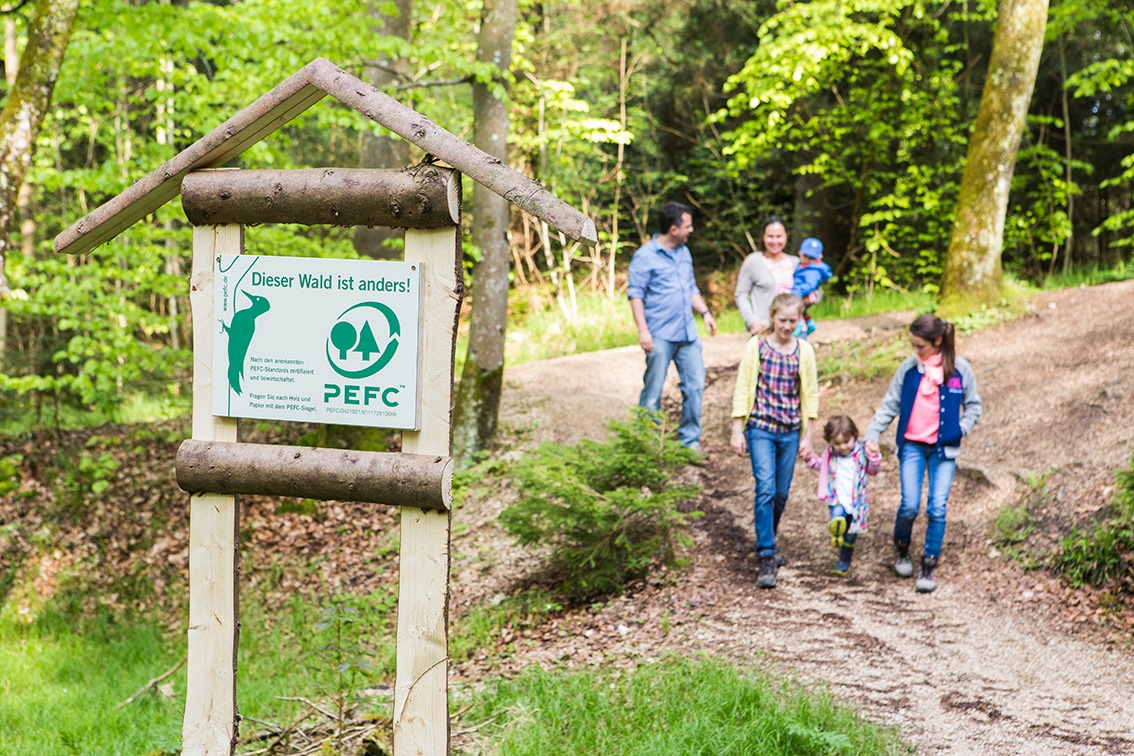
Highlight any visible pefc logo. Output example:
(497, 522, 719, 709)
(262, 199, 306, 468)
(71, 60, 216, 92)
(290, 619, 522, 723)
(325, 301, 401, 379)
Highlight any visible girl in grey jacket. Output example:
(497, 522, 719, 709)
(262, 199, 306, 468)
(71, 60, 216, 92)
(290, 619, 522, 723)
(863, 314, 982, 593)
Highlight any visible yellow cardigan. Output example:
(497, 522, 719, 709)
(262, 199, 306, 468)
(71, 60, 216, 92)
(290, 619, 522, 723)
(731, 336, 819, 429)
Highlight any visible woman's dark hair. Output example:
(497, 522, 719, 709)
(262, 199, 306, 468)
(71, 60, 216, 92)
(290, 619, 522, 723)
(823, 415, 859, 444)
(658, 201, 693, 235)
(910, 313, 956, 379)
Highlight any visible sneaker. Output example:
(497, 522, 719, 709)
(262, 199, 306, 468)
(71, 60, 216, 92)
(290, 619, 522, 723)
(757, 555, 777, 589)
(829, 516, 848, 548)
(916, 555, 938, 593)
(832, 545, 854, 576)
(894, 540, 914, 578)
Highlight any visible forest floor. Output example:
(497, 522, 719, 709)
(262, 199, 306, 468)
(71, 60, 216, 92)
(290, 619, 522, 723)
(451, 279, 1134, 755)
(4, 281, 1134, 755)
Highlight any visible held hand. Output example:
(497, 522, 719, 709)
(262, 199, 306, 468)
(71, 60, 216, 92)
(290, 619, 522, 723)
(798, 436, 813, 460)
(730, 427, 747, 456)
(864, 439, 880, 457)
(747, 321, 766, 335)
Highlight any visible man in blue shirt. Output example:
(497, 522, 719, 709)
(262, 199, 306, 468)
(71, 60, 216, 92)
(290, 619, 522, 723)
(628, 202, 717, 450)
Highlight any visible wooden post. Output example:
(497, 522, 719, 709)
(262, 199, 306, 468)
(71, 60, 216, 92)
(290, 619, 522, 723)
(182, 225, 242, 756)
(393, 227, 461, 755)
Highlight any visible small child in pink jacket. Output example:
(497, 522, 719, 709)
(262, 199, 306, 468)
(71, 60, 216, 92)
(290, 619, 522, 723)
(808, 415, 882, 575)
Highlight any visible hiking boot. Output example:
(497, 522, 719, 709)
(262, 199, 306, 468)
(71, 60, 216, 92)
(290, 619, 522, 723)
(774, 553, 786, 568)
(916, 555, 938, 593)
(829, 516, 848, 548)
(832, 544, 855, 576)
(894, 540, 914, 578)
(757, 555, 778, 589)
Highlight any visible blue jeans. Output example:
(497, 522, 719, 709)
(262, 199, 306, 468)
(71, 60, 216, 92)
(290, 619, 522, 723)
(639, 338, 704, 448)
(895, 441, 956, 558)
(746, 425, 800, 557)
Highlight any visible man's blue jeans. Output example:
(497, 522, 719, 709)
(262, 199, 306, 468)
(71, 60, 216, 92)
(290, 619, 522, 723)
(895, 441, 956, 558)
(746, 425, 800, 557)
(639, 338, 704, 448)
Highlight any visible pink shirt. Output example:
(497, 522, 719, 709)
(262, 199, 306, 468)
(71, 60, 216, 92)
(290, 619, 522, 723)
(765, 255, 796, 294)
(904, 355, 943, 444)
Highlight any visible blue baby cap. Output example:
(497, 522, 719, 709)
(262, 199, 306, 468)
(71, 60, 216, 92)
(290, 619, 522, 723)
(800, 237, 823, 259)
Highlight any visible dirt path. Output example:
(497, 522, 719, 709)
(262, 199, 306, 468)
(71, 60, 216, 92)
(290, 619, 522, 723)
(462, 280, 1134, 755)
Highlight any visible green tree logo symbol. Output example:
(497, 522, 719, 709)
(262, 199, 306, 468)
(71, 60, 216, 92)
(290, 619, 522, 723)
(325, 301, 401, 379)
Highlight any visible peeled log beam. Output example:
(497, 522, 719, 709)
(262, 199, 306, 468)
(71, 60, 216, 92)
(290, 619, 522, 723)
(182, 166, 460, 228)
(310, 60, 597, 246)
(176, 440, 452, 511)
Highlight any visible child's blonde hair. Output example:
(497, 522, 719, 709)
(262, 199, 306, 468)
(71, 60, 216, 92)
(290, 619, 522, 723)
(823, 415, 859, 444)
(766, 293, 804, 334)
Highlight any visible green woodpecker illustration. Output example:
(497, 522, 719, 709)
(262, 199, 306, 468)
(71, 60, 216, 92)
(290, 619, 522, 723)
(221, 290, 271, 395)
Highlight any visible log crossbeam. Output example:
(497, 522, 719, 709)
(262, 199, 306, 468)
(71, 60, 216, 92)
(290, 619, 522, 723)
(175, 440, 453, 512)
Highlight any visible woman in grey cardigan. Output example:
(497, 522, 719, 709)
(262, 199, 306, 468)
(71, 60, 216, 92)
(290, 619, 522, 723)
(735, 217, 799, 333)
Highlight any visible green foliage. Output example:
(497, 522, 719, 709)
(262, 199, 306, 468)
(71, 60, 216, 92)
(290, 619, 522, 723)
(1053, 452, 1134, 589)
(0, 454, 21, 497)
(500, 409, 701, 601)
(55, 435, 121, 509)
(457, 654, 908, 755)
(716, 0, 968, 292)
(1052, 453, 1134, 589)
(310, 593, 393, 744)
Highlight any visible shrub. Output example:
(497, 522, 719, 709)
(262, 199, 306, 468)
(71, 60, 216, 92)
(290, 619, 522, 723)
(500, 409, 701, 601)
(1053, 452, 1134, 589)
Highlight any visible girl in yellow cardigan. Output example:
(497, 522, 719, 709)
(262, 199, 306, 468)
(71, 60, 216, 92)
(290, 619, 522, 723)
(730, 293, 819, 588)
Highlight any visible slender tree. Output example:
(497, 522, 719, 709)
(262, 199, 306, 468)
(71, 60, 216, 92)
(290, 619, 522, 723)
(939, 0, 1049, 314)
(452, 0, 517, 467)
(0, 0, 80, 354)
(353, 0, 413, 261)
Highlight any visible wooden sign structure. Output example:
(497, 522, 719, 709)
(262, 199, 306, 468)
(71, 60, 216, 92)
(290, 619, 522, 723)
(54, 58, 594, 756)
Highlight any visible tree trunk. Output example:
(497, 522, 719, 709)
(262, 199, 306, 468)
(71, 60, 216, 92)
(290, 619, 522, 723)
(352, 0, 413, 261)
(0, 0, 80, 352)
(939, 0, 1048, 315)
(452, 0, 517, 468)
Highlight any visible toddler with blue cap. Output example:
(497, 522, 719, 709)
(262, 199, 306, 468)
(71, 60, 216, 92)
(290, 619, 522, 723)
(791, 238, 832, 338)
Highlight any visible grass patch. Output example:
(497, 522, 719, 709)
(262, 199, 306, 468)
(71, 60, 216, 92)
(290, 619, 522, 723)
(0, 612, 185, 755)
(1041, 261, 1134, 289)
(816, 336, 906, 386)
(809, 288, 934, 321)
(0, 589, 401, 755)
(456, 655, 907, 755)
(1052, 453, 1134, 591)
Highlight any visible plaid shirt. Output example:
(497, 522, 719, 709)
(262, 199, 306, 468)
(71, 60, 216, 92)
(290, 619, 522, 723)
(749, 338, 801, 432)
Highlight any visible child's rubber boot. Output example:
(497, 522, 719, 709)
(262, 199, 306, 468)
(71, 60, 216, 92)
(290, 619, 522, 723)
(832, 543, 855, 575)
(829, 516, 848, 548)
(806, 317, 816, 336)
(894, 539, 914, 577)
(916, 555, 938, 593)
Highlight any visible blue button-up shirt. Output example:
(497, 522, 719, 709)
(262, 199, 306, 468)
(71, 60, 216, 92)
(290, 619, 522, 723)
(627, 235, 700, 343)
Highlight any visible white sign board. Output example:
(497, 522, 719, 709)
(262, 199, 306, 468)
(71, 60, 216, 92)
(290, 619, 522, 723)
(212, 254, 421, 429)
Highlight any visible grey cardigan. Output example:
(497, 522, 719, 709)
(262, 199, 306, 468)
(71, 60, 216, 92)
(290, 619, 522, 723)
(734, 252, 799, 330)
